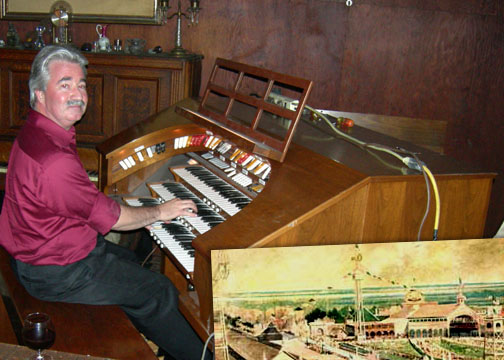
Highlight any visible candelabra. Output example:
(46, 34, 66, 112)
(157, 0, 201, 57)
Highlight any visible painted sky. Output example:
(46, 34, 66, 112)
(211, 238, 504, 296)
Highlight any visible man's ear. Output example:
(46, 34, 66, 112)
(35, 90, 45, 106)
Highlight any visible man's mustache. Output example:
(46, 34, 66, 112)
(66, 100, 86, 108)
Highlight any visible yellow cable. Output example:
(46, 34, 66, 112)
(422, 165, 440, 239)
(306, 105, 442, 239)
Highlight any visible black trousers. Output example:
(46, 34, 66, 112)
(13, 235, 210, 360)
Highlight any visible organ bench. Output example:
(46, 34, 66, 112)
(0, 246, 158, 360)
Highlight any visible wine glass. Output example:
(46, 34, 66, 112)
(21, 312, 56, 360)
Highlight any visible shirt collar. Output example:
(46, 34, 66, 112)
(27, 109, 76, 146)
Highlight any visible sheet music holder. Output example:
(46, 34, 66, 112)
(176, 58, 313, 162)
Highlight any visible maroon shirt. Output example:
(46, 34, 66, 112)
(0, 110, 120, 265)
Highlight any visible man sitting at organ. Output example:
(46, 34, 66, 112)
(0, 45, 210, 360)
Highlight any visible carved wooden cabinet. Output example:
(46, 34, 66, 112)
(0, 48, 202, 171)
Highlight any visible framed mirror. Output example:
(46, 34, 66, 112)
(1, 0, 160, 24)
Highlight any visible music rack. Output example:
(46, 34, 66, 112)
(177, 58, 313, 162)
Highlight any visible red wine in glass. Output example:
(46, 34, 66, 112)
(22, 312, 55, 360)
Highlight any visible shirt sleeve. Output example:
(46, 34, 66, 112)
(37, 151, 121, 235)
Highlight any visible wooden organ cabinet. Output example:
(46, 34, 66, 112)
(97, 58, 495, 343)
(0, 47, 202, 177)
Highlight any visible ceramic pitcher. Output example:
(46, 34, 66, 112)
(96, 24, 110, 51)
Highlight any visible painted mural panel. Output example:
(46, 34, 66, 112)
(212, 238, 504, 359)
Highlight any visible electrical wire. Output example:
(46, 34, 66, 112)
(399, 147, 440, 240)
(200, 332, 214, 360)
(411, 151, 431, 241)
(422, 165, 440, 240)
(307, 105, 413, 164)
(304, 105, 441, 240)
(141, 246, 157, 267)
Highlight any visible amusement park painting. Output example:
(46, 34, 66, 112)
(211, 238, 504, 359)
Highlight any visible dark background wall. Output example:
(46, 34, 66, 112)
(1, 0, 503, 236)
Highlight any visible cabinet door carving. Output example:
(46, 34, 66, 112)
(77, 73, 105, 143)
(112, 71, 169, 133)
(2, 65, 31, 133)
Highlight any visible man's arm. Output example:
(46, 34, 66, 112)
(111, 198, 197, 231)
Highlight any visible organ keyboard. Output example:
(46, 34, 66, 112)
(150, 180, 227, 232)
(97, 58, 494, 343)
(123, 196, 197, 274)
(125, 160, 255, 281)
(171, 166, 252, 216)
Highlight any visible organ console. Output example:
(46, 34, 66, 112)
(97, 58, 495, 342)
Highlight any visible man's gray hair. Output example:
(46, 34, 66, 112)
(29, 45, 88, 109)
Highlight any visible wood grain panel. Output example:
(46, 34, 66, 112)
(363, 179, 412, 242)
(435, 175, 493, 238)
(266, 182, 371, 247)
(363, 174, 493, 242)
(361, 0, 498, 15)
(324, 110, 448, 153)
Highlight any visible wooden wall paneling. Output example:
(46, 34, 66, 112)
(466, 14, 504, 165)
(0, 1, 501, 110)
(1, 1, 502, 233)
(447, 12, 504, 236)
(359, 0, 498, 16)
(341, 5, 471, 119)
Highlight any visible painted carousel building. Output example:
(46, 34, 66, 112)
(386, 288, 482, 338)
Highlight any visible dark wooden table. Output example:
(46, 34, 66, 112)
(0, 342, 113, 359)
